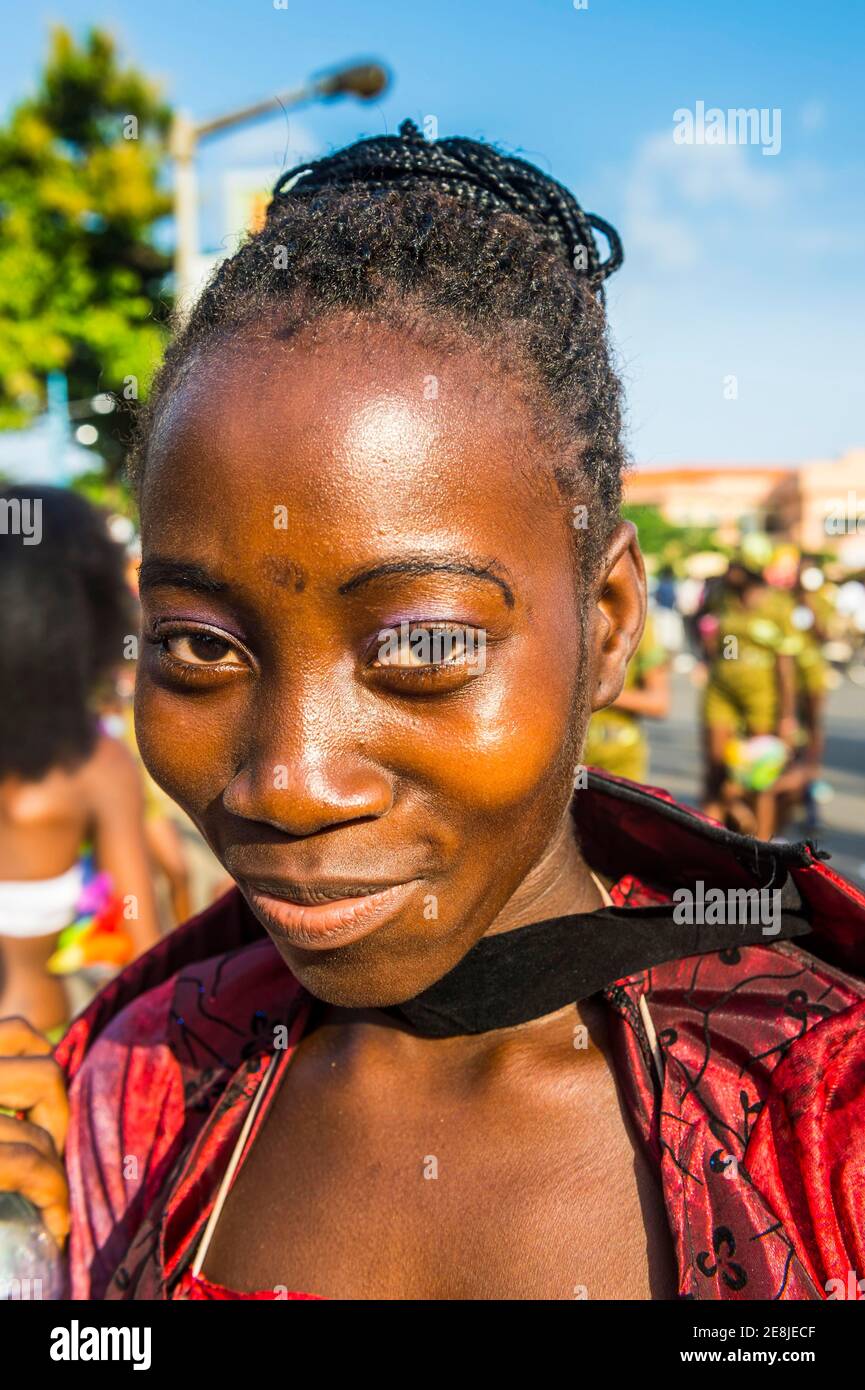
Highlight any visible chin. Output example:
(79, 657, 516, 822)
(269, 928, 462, 1012)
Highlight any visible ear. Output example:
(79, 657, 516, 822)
(587, 521, 647, 714)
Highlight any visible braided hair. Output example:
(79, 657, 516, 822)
(131, 119, 626, 569)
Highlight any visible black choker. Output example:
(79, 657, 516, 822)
(380, 898, 813, 1037)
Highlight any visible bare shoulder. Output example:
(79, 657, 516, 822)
(78, 733, 143, 810)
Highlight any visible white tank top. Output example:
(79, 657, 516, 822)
(0, 862, 84, 938)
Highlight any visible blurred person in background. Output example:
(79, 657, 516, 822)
(773, 556, 839, 834)
(789, 559, 836, 830)
(836, 573, 865, 659)
(699, 543, 800, 839)
(0, 486, 161, 1040)
(649, 563, 685, 658)
(100, 662, 193, 929)
(654, 565, 677, 612)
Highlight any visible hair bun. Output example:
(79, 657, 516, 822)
(396, 117, 427, 143)
(270, 120, 623, 288)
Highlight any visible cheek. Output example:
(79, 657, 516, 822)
(133, 613, 585, 834)
(393, 627, 583, 818)
(133, 667, 241, 813)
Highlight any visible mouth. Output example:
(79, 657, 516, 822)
(238, 877, 421, 951)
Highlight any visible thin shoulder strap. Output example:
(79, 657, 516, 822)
(590, 868, 665, 1087)
(190, 1050, 282, 1278)
(588, 869, 614, 907)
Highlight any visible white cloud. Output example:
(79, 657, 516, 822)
(622, 130, 784, 269)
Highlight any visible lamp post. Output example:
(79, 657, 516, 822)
(170, 62, 389, 310)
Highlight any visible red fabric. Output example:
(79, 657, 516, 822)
(640, 942, 865, 1298)
(54, 774, 865, 1301)
(175, 1271, 324, 1300)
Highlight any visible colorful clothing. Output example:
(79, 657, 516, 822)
(55, 772, 865, 1302)
(45, 851, 131, 977)
(795, 589, 835, 700)
(0, 863, 84, 939)
(704, 588, 802, 736)
(0, 854, 127, 1051)
(584, 615, 667, 781)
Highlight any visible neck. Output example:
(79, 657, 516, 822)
(482, 804, 602, 937)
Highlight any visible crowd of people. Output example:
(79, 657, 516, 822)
(586, 533, 865, 844)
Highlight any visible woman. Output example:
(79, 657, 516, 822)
(791, 561, 835, 826)
(0, 488, 161, 1039)
(2, 123, 864, 1301)
(700, 558, 800, 839)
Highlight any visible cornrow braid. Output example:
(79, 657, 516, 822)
(271, 118, 623, 290)
(130, 119, 627, 573)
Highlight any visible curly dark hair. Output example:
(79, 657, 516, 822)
(0, 485, 133, 780)
(129, 119, 627, 570)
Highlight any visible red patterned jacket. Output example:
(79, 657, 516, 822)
(54, 772, 865, 1300)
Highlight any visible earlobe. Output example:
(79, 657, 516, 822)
(589, 521, 647, 713)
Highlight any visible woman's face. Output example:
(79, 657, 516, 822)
(136, 322, 643, 1006)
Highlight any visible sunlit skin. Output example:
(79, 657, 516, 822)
(133, 320, 677, 1299)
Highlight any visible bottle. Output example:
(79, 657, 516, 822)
(0, 1191, 67, 1299)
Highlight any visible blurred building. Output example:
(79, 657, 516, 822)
(626, 448, 865, 566)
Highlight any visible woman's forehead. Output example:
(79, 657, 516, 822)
(152, 321, 541, 448)
(141, 328, 567, 548)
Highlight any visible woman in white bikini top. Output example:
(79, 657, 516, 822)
(0, 486, 162, 1037)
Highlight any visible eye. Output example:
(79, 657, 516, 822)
(163, 632, 244, 667)
(369, 623, 486, 684)
(146, 623, 249, 678)
(372, 624, 468, 668)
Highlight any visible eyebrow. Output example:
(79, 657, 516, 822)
(138, 558, 229, 595)
(338, 558, 515, 608)
(138, 554, 517, 609)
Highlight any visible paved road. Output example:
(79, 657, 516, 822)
(646, 671, 865, 889)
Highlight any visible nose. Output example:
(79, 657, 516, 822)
(221, 676, 393, 837)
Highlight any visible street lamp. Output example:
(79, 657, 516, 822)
(170, 61, 390, 309)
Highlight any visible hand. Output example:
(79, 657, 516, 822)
(777, 715, 799, 747)
(0, 1017, 70, 1246)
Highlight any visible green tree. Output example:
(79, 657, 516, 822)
(622, 503, 717, 564)
(0, 26, 173, 472)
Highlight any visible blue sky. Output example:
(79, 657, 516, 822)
(2, 0, 863, 466)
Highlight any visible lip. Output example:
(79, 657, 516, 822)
(241, 879, 420, 951)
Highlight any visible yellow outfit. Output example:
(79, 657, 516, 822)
(704, 588, 802, 736)
(795, 589, 834, 699)
(584, 616, 667, 782)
